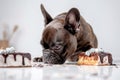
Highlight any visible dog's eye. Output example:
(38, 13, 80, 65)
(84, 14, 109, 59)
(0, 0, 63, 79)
(44, 44, 49, 49)
(67, 24, 75, 31)
(51, 43, 55, 47)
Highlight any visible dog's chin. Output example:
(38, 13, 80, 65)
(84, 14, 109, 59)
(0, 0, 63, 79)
(43, 49, 65, 64)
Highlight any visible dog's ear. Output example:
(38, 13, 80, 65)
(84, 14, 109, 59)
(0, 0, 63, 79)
(64, 8, 80, 35)
(41, 4, 53, 26)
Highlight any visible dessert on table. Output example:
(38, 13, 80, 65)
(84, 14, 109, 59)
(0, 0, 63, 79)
(0, 47, 31, 67)
(0, 47, 113, 67)
(77, 48, 113, 65)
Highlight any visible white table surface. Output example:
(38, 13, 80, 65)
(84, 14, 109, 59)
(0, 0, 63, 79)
(0, 62, 120, 80)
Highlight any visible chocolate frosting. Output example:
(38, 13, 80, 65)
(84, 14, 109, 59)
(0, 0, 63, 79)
(2, 54, 9, 63)
(98, 52, 113, 65)
(0, 52, 31, 65)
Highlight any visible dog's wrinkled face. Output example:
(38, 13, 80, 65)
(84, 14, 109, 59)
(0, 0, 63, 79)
(41, 27, 73, 64)
(40, 4, 80, 64)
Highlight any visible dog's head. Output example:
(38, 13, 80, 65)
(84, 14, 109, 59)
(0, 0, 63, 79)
(40, 4, 80, 64)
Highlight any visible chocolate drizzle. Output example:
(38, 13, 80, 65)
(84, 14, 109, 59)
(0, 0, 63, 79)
(22, 54, 25, 65)
(13, 53, 17, 61)
(98, 52, 105, 63)
(98, 52, 113, 64)
(2, 54, 8, 63)
(0, 52, 31, 65)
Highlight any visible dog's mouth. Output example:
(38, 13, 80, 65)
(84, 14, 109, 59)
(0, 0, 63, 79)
(43, 49, 65, 64)
(54, 46, 61, 50)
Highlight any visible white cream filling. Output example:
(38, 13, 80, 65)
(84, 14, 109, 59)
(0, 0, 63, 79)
(6, 47, 15, 53)
(6, 55, 31, 66)
(24, 58, 31, 66)
(0, 49, 6, 54)
(86, 48, 104, 56)
(0, 55, 5, 66)
(103, 56, 109, 64)
(7, 55, 23, 66)
(0, 47, 15, 54)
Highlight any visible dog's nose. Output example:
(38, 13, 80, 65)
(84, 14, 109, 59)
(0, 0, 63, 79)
(55, 45, 61, 50)
(43, 49, 65, 64)
(51, 45, 61, 50)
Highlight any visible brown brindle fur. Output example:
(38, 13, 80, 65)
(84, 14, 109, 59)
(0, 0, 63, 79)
(39, 4, 98, 64)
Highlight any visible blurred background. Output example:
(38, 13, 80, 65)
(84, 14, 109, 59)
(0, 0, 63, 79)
(0, 0, 120, 61)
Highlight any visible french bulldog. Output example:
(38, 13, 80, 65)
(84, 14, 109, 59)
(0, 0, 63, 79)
(39, 4, 98, 64)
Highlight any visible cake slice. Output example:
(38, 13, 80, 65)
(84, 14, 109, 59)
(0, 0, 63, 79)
(0, 47, 31, 67)
(77, 48, 113, 65)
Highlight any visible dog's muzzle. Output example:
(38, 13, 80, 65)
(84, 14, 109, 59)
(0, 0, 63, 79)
(43, 49, 65, 64)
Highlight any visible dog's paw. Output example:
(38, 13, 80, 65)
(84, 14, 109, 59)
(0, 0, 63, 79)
(33, 57, 43, 62)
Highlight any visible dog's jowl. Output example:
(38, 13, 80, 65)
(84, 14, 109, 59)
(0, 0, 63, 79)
(40, 4, 98, 64)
